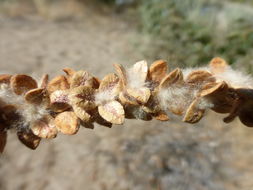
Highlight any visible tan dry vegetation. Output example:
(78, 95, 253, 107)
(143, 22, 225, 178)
(0, 6, 253, 190)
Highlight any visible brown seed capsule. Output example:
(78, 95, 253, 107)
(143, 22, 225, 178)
(24, 88, 46, 105)
(0, 74, 12, 84)
(72, 105, 91, 122)
(70, 70, 96, 88)
(17, 130, 41, 150)
(148, 60, 168, 83)
(55, 111, 80, 135)
(209, 57, 228, 74)
(223, 88, 253, 127)
(99, 73, 121, 96)
(159, 68, 183, 89)
(69, 86, 96, 110)
(50, 90, 70, 112)
(0, 130, 7, 153)
(200, 82, 228, 97)
(10, 75, 38, 95)
(183, 99, 205, 124)
(200, 82, 237, 113)
(186, 70, 215, 84)
(132, 60, 148, 83)
(126, 87, 151, 105)
(31, 117, 57, 139)
(113, 64, 128, 88)
(47, 75, 69, 94)
(98, 101, 124, 125)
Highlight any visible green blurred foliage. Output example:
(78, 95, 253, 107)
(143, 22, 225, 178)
(98, 0, 115, 4)
(139, 0, 253, 71)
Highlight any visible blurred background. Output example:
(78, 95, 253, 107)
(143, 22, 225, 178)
(0, 0, 253, 189)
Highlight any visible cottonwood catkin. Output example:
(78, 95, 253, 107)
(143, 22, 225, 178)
(0, 57, 252, 152)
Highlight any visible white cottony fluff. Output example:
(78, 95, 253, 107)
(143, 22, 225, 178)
(0, 84, 48, 130)
(158, 85, 196, 114)
(183, 65, 253, 88)
(213, 67, 253, 88)
(95, 90, 116, 105)
(126, 61, 148, 89)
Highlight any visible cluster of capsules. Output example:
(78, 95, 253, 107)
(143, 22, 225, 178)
(0, 57, 253, 152)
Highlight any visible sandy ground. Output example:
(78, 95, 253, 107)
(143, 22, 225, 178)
(0, 12, 253, 190)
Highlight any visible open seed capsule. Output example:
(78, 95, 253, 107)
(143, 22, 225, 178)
(114, 64, 128, 88)
(25, 88, 46, 105)
(209, 57, 228, 74)
(98, 101, 124, 125)
(10, 75, 37, 95)
(55, 111, 80, 135)
(70, 70, 98, 89)
(31, 117, 57, 139)
(69, 86, 96, 111)
(0, 74, 12, 84)
(148, 60, 168, 84)
(17, 130, 41, 150)
(47, 75, 69, 94)
(183, 99, 205, 124)
(159, 68, 183, 89)
(186, 70, 215, 84)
